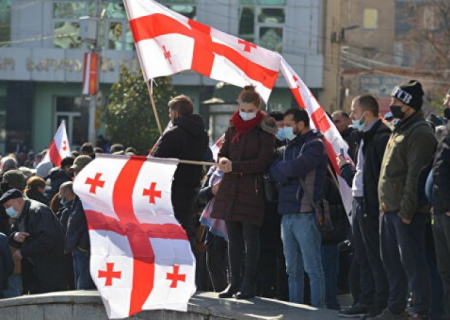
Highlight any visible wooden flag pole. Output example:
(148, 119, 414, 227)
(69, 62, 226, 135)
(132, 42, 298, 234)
(146, 81, 163, 136)
(178, 159, 216, 166)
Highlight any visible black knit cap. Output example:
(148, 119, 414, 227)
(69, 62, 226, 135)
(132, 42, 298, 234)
(391, 79, 424, 110)
(0, 189, 23, 205)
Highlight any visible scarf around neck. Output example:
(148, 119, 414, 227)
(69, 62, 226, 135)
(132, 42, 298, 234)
(231, 110, 264, 143)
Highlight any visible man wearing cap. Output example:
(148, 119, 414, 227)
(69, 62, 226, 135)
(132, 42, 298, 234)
(1, 170, 26, 193)
(66, 155, 95, 290)
(2, 189, 66, 294)
(378, 80, 436, 319)
(431, 87, 450, 320)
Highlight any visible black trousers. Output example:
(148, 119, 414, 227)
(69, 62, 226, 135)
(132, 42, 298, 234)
(381, 212, 431, 315)
(352, 197, 389, 311)
(226, 221, 260, 291)
(206, 235, 228, 292)
(433, 214, 450, 319)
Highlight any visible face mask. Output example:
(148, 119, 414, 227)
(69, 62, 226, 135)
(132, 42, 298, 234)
(0, 182, 10, 193)
(5, 206, 18, 219)
(239, 111, 257, 121)
(352, 114, 366, 131)
(60, 199, 68, 207)
(390, 105, 405, 119)
(444, 108, 450, 120)
(284, 126, 297, 141)
(276, 128, 286, 140)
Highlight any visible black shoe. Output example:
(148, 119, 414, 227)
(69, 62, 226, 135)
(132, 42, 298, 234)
(339, 303, 371, 318)
(218, 284, 239, 298)
(361, 308, 383, 319)
(235, 290, 255, 300)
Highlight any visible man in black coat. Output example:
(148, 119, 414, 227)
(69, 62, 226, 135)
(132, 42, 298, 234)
(2, 189, 66, 294)
(45, 156, 74, 200)
(332, 110, 359, 161)
(152, 94, 208, 238)
(337, 94, 391, 319)
(431, 89, 450, 319)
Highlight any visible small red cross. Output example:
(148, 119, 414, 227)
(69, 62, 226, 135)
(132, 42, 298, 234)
(162, 45, 172, 64)
(98, 262, 122, 286)
(166, 265, 186, 288)
(142, 182, 161, 204)
(62, 140, 67, 151)
(293, 75, 300, 88)
(238, 39, 257, 52)
(85, 173, 105, 194)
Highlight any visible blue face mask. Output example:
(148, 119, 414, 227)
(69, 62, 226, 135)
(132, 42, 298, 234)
(352, 114, 366, 131)
(5, 206, 18, 219)
(239, 111, 257, 121)
(284, 126, 297, 141)
(276, 128, 286, 140)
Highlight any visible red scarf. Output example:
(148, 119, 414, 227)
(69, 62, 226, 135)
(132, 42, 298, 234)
(231, 110, 264, 143)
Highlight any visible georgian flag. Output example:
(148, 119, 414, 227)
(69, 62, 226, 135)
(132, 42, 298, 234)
(42, 120, 71, 167)
(123, 0, 281, 102)
(73, 154, 196, 319)
(280, 57, 353, 214)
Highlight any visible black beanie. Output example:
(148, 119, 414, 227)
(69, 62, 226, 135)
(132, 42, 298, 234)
(391, 79, 424, 110)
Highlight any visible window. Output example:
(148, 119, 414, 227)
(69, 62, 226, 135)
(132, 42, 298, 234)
(239, 3, 285, 53)
(55, 97, 86, 147)
(423, 6, 438, 30)
(0, 96, 6, 154)
(363, 8, 378, 29)
(0, 0, 11, 47)
(160, 1, 197, 20)
(103, 1, 133, 50)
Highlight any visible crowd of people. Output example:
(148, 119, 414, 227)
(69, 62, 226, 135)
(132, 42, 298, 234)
(0, 81, 449, 320)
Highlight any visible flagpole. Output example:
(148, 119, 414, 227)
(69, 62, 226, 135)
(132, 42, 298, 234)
(178, 159, 215, 166)
(146, 81, 163, 136)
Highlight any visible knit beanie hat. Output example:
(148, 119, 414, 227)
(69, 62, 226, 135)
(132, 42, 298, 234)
(391, 79, 424, 110)
(3, 170, 26, 190)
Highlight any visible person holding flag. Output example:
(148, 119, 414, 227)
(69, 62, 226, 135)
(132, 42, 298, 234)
(211, 86, 276, 300)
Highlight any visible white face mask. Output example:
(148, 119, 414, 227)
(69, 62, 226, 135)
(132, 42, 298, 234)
(239, 111, 257, 121)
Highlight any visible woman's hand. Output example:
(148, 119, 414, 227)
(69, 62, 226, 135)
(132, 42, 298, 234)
(211, 181, 221, 195)
(336, 154, 350, 169)
(218, 157, 232, 173)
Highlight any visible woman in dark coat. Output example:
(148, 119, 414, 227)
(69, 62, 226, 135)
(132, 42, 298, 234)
(211, 86, 276, 299)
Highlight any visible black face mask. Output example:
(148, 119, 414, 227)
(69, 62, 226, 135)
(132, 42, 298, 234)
(444, 108, 450, 120)
(0, 182, 11, 193)
(390, 105, 405, 120)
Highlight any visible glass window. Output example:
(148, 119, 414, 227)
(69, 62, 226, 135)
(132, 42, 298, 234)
(257, 7, 285, 23)
(0, 0, 11, 47)
(240, 0, 286, 5)
(259, 27, 283, 52)
(53, 2, 94, 18)
(108, 22, 123, 50)
(159, 0, 196, 4)
(239, 7, 255, 42)
(167, 5, 196, 19)
(53, 22, 82, 49)
(104, 2, 127, 19)
(55, 97, 85, 146)
(363, 8, 378, 29)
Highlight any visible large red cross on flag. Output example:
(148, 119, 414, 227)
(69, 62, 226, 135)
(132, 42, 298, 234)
(123, 0, 281, 102)
(73, 154, 196, 319)
(42, 120, 71, 167)
(280, 57, 353, 214)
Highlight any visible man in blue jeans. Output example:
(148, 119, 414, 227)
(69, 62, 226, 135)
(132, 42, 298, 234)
(270, 107, 327, 307)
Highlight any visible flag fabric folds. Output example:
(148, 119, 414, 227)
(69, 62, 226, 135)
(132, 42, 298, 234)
(42, 120, 71, 167)
(73, 154, 196, 319)
(280, 57, 353, 214)
(123, 0, 281, 102)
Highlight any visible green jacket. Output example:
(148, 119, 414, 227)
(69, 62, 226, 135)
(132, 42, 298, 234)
(378, 111, 437, 220)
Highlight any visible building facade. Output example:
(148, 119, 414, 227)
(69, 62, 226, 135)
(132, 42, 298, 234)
(0, 0, 325, 153)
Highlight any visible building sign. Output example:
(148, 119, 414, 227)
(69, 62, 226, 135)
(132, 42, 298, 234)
(359, 75, 404, 96)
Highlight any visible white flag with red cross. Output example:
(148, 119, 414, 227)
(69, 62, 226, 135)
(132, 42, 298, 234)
(123, 0, 281, 102)
(280, 57, 353, 214)
(42, 121, 71, 167)
(73, 154, 196, 319)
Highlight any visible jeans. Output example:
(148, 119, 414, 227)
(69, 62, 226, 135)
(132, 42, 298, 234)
(321, 244, 340, 310)
(73, 247, 96, 290)
(381, 212, 431, 315)
(3, 274, 22, 298)
(281, 213, 325, 307)
(433, 214, 450, 319)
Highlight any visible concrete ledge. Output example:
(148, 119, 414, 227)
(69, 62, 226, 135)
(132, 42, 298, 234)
(0, 291, 340, 320)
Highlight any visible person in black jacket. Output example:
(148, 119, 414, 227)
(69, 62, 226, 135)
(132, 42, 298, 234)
(152, 95, 208, 239)
(2, 189, 66, 294)
(0, 232, 13, 298)
(337, 94, 391, 319)
(332, 110, 359, 162)
(66, 157, 95, 290)
(45, 156, 74, 200)
(431, 89, 450, 320)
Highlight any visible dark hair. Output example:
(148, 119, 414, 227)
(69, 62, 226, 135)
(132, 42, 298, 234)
(331, 110, 350, 119)
(110, 143, 124, 154)
(61, 156, 75, 168)
(94, 147, 104, 153)
(169, 94, 194, 117)
(238, 86, 262, 109)
(80, 142, 94, 154)
(283, 107, 310, 127)
(269, 111, 284, 121)
(355, 94, 379, 116)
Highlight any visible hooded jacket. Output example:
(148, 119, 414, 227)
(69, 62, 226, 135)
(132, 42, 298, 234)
(153, 114, 208, 188)
(432, 120, 450, 215)
(269, 129, 328, 215)
(45, 167, 72, 200)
